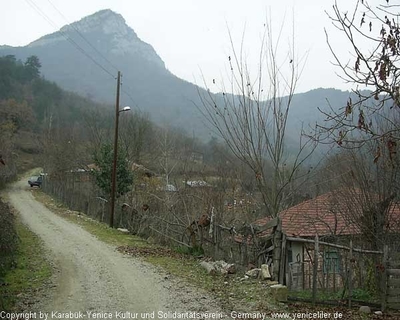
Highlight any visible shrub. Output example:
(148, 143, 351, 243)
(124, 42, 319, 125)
(175, 245, 204, 257)
(0, 200, 18, 280)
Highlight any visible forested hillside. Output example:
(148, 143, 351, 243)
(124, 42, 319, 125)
(0, 54, 233, 187)
(0, 54, 110, 183)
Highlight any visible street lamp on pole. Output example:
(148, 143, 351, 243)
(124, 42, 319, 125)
(110, 71, 130, 228)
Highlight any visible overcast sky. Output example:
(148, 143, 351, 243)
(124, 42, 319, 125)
(0, 0, 379, 94)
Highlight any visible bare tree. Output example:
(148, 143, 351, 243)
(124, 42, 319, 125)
(317, 143, 400, 250)
(119, 111, 153, 164)
(155, 126, 179, 190)
(319, 0, 400, 149)
(82, 108, 113, 151)
(198, 20, 315, 219)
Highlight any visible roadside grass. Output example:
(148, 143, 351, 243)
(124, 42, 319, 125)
(32, 188, 281, 313)
(290, 288, 379, 303)
(0, 217, 51, 311)
(32, 190, 149, 248)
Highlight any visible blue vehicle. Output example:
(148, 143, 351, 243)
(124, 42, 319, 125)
(28, 175, 42, 187)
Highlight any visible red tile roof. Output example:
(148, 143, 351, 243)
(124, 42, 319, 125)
(254, 191, 400, 238)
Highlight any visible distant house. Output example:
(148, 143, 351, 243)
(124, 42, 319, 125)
(157, 183, 178, 192)
(61, 164, 96, 182)
(86, 163, 99, 171)
(185, 180, 211, 188)
(190, 151, 204, 164)
(130, 162, 155, 178)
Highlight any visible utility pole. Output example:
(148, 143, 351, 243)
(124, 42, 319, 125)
(110, 71, 121, 228)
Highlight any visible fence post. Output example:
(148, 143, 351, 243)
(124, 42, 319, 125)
(348, 240, 353, 308)
(279, 234, 287, 285)
(325, 252, 328, 293)
(381, 245, 389, 312)
(272, 218, 282, 281)
(312, 234, 319, 305)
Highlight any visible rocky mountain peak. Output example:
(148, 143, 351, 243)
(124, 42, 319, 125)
(27, 9, 165, 68)
(61, 9, 136, 38)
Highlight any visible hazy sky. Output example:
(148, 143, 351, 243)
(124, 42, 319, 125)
(0, 0, 379, 94)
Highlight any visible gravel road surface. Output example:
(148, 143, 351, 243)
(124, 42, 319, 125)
(7, 180, 226, 319)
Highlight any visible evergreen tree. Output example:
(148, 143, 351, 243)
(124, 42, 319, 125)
(92, 143, 133, 199)
(24, 55, 41, 80)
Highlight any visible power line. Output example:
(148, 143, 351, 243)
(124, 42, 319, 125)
(24, 0, 116, 79)
(24, 0, 140, 110)
(120, 74, 140, 110)
(106, 18, 142, 111)
(121, 88, 139, 110)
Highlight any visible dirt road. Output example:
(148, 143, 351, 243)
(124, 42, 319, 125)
(7, 180, 225, 319)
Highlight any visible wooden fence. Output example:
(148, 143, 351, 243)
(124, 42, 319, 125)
(281, 234, 400, 311)
(40, 172, 263, 266)
(382, 246, 400, 311)
(283, 235, 384, 308)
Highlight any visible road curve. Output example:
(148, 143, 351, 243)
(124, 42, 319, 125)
(7, 180, 223, 319)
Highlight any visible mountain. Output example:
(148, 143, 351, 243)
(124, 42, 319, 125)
(0, 10, 209, 135)
(0, 9, 351, 142)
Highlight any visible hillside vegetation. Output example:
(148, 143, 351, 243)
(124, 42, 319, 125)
(0, 55, 111, 180)
(0, 54, 240, 186)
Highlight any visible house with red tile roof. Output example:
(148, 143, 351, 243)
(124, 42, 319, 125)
(254, 191, 400, 239)
(248, 191, 400, 290)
